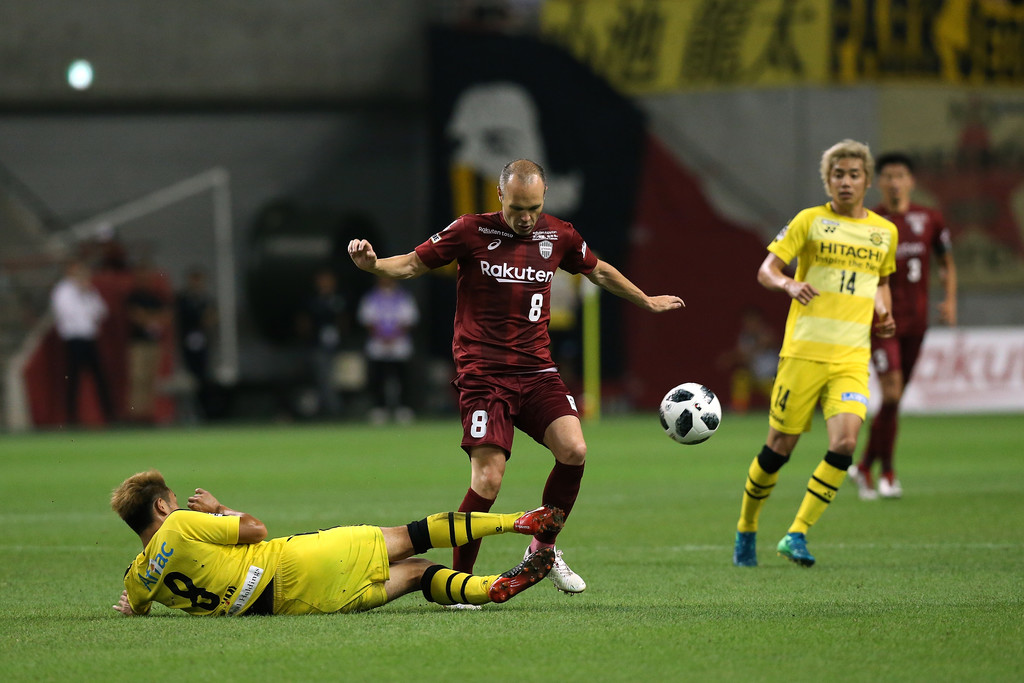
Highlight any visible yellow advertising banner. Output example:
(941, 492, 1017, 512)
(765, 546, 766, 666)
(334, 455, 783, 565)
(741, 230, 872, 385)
(835, 0, 1024, 84)
(540, 0, 1024, 93)
(539, 0, 832, 93)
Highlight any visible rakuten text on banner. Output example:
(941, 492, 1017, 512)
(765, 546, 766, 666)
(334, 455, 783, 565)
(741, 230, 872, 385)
(870, 327, 1024, 414)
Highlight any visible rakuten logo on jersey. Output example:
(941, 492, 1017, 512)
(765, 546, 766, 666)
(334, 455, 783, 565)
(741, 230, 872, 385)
(481, 261, 554, 283)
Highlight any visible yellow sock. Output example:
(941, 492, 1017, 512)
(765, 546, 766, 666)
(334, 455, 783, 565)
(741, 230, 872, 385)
(789, 459, 847, 534)
(422, 566, 498, 605)
(738, 456, 779, 533)
(424, 511, 522, 549)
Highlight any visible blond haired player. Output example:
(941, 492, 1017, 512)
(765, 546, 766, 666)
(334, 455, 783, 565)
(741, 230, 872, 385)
(732, 140, 898, 568)
(111, 470, 563, 616)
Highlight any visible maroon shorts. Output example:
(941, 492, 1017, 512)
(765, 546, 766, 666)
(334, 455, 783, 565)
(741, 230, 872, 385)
(870, 333, 926, 381)
(452, 372, 581, 457)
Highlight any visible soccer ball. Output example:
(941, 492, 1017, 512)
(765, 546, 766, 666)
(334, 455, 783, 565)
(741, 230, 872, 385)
(659, 383, 722, 445)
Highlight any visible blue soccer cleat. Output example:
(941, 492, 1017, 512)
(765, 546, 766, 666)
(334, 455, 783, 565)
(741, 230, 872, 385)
(733, 531, 757, 567)
(777, 532, 816, 567)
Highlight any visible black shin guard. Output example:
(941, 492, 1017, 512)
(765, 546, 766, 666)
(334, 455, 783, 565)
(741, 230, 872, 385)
(757, 445, 790, 474)
(824, 450, 853, 471)
(406, 519, 431, 555)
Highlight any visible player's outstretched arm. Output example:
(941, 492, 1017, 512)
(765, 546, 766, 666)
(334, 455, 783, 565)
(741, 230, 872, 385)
(347, 239, 430, 279)
(585, 260, 684, 312)
(758, 253, 818, 305)
(187, 488, 267, 544)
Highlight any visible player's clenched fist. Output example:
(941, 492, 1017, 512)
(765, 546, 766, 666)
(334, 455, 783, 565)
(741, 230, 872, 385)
(348, 239, 377, 271)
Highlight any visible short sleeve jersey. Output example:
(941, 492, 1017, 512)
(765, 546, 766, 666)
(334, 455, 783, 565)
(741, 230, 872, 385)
(414, 212, 598, 375)
(768, 203, 898, 365)
(124, 510, 283, 617)
(871, 203, 951, 337)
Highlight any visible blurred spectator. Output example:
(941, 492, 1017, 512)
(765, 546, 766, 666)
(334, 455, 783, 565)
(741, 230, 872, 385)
(50, 259, 116, 425)
(175, 267, 217, 420)
(81, 222, 129, 272)
(125, 264, 171, 423)
(357, 277, 419, 424)
(718, 308, 779, 414)
(299, 268, 347, 418)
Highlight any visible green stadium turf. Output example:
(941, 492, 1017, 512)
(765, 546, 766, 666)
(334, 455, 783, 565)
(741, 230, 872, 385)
(1, 413, 1021, 681)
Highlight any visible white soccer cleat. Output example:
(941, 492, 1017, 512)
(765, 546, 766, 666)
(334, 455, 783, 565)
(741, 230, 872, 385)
(878, 475, 903, 499)
(526, 546, 586, 594)
(847, 464, 878, 501)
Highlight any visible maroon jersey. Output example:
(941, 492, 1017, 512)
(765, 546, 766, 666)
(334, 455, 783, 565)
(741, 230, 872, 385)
(415, 211, 598, 375)
(872, 203, 952, 337)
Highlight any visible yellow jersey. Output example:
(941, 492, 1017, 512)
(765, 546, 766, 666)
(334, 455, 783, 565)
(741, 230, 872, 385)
(124, 510, 283, 616)
(768, 203, 898, 365)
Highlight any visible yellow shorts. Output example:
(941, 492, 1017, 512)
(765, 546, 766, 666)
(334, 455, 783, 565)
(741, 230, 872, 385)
(273, 525, 390, 615)
(768, 357, 869, 434)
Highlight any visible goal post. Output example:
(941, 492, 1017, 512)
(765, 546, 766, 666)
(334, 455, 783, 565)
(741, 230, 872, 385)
(65, 167, 238, 384)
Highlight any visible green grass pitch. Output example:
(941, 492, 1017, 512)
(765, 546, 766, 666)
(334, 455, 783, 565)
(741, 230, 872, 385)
(1, 413, 1021, 681)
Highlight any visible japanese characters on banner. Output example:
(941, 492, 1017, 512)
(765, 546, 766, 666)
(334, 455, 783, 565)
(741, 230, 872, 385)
(869, 327, 1024, 414)
(540, 0, 1024, 94)
(540, 0, 831, 92)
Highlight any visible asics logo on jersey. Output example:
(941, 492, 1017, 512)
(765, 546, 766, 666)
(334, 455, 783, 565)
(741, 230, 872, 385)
(488, 239, 501, 250)
(480, 260, 554, 284)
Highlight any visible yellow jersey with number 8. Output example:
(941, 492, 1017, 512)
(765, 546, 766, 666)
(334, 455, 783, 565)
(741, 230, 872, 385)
(768, 203, 897, 365)
(124, 510, 282, 616)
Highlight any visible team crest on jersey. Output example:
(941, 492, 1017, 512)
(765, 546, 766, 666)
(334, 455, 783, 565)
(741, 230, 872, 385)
(907, 212, 927, 235)
(870, 231, 884, 246)
(539, 239, 553, 259)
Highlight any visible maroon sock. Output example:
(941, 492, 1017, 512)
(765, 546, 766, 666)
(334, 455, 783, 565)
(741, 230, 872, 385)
(865, 403, 898, 474)
(536, 461, 585, 544)
(452, 488, 495, 573)
(877, 403, 900, 476)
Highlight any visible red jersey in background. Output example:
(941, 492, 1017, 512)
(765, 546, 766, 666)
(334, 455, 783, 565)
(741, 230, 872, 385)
(872, 203, 952, 337)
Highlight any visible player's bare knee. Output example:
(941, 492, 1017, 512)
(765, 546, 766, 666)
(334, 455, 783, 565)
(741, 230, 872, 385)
(554, 441, 586, 466)
(472, 471, 504, 499)
(828, 434, 858, 456)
